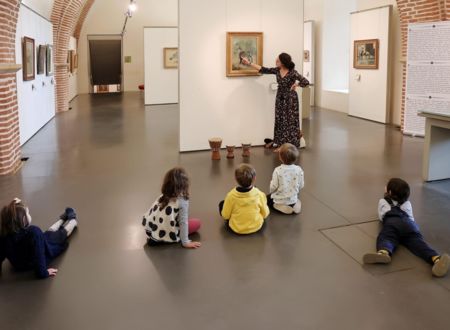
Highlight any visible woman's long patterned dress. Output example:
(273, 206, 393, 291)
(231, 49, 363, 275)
(260, 67, 309, 147)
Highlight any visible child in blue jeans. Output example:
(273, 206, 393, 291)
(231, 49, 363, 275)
(363, 178, 449, 277)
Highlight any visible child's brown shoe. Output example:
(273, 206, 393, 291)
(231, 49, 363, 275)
(363, 252, 391, 264)
(432, 254, 449, 277)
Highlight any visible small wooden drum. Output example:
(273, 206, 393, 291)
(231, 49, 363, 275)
(208, 137, 222, 160)
(242, 143, 251, 158)
(226, 145, 235, 159)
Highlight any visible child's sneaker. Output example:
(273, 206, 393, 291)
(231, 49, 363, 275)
(363, 251, 391, 264)
(293, 200, 302, 214)
(432, 254, 449, 277)
(64, 207, 77, 220)
(274, 203, 294, 214)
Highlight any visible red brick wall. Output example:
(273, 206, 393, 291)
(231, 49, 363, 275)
(0, 0, 21, 175)
(74, 0, 95, 40)
(396, 0, 449, 130)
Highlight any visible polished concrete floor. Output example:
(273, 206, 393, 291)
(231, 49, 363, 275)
(1, 92, 449, 330)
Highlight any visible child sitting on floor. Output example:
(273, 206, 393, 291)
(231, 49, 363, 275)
(219, 164, 270, 234)
(267, 143, 304, 214)
(142, 167, 201, 249)
(363, 178, 449, 277)
(0, 198, 78, 279)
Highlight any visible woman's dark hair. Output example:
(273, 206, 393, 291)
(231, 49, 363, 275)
(279, 53, 295, 70)
(0, 199, 29, 237)
(386, 178, 410, 205)
(158, 167, 190, 209)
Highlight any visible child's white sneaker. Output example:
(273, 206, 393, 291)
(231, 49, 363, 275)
(274, 203, 294, 214)
(432, 254, 449, 277)
(293, 200, 302, 214)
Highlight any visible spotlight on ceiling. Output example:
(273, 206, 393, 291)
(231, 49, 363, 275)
(129, 1, 137, 12)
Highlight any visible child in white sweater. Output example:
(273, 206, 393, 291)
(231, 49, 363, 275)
(268, 143, 304, 214)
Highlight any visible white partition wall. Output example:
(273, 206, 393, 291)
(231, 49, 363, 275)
(349, 6, 392, 123)
(144, 27, 178, 105)
(15, 5, 55, 145)
(179, 0, 304, 151)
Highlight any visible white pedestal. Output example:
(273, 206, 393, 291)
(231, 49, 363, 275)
(420, 112, 450, 181)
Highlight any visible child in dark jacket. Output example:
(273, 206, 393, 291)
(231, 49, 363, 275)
(363, 178, 449, 277)
(0, 198, 78, 279)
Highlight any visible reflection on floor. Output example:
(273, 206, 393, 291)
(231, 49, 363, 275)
(0, 92, 449, 329)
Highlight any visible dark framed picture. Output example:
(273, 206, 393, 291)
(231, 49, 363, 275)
(353, 39, 379, 69)
(22, 36, 35, 81)
(46, 45, 53, 76)
(37, 45, 47, 75)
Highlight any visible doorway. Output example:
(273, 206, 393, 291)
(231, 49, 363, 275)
(88, 35, 123, 93)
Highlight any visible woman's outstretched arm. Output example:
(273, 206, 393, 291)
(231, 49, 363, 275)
(241, 57, 262, 71)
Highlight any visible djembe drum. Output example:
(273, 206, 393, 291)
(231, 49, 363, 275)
(226, 145, 235, 159)
(242, 143, 251, 158)
(208, 137, 222, 160)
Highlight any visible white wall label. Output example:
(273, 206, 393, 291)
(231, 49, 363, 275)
(404, 21, 450, 136)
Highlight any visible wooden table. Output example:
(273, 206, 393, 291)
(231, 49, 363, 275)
(419, 111, 450, 181)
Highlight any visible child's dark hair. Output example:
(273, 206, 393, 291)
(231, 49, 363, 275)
(279, 143, 299, 165)
(279, 53, 295, 70)
(158, 167, 190, 209)
(235, 164, 256, 188)
(0, 199, 29, 237)
(386, 178, 410, 204)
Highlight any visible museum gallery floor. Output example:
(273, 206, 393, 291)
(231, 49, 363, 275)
(0, 93, 449, 330)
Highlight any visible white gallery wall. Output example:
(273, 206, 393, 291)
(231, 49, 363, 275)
(15, 5, 55, 146)
(349, 6, 392, 123)
(303, 21, 315, 106)
(21, 0, 53, 20)
(179, 0, 304, 151)
(304, 0, 403, 126)
(144, 27, 178, 105)
(78, 0, 178, 93)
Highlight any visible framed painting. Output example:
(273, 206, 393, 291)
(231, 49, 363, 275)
(37, 45, 46, 74)
(22, 37, 35, 81)
(353, 39, 379, 69)
(46, 45, 53, 76)
(163, 48, 178, 69)
(303, 50, 310, 62)
(226, 32, 263, 77)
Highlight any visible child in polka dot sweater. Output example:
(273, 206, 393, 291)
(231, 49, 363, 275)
(268, 143, 304, 214)
(142, 167, 201, 249)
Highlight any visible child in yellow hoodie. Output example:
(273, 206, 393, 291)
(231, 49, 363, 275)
(219, 164, 270, 234)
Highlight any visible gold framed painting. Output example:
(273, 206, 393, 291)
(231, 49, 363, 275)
(163, 48, 178, 69)
(353, 39, 379, 69)
(226, 32, 263, 77)
(22, 36, 35, 81)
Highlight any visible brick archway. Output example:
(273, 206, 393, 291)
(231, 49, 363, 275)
(0, 0, 96, 175)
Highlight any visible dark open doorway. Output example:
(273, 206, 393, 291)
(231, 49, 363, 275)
(88, 35, 123, 93)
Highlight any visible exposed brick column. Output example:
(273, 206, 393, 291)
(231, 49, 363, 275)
(74, 0, 95, 40)
(51, 0, 88, 113)
(396, 0, 446, 131)
(0, 0, 21, 175)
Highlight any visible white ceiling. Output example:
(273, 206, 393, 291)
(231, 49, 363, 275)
(21, 0, 55, 20)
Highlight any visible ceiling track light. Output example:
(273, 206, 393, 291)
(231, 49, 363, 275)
(122, 0, 138, 36)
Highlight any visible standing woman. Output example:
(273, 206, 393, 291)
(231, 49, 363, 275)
(242, 53, 309, 151)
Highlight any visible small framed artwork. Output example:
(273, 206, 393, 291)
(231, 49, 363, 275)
(226, 32, 263, 77)
(46, 45, 53, 76)
(303, 50, 310, 62)
(37, 45, 46, 74)
(353, 39, 379, 69)
(73, 53, 78, 70)
(22, 37, 35, 81)
(163, 48, 178, 69)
